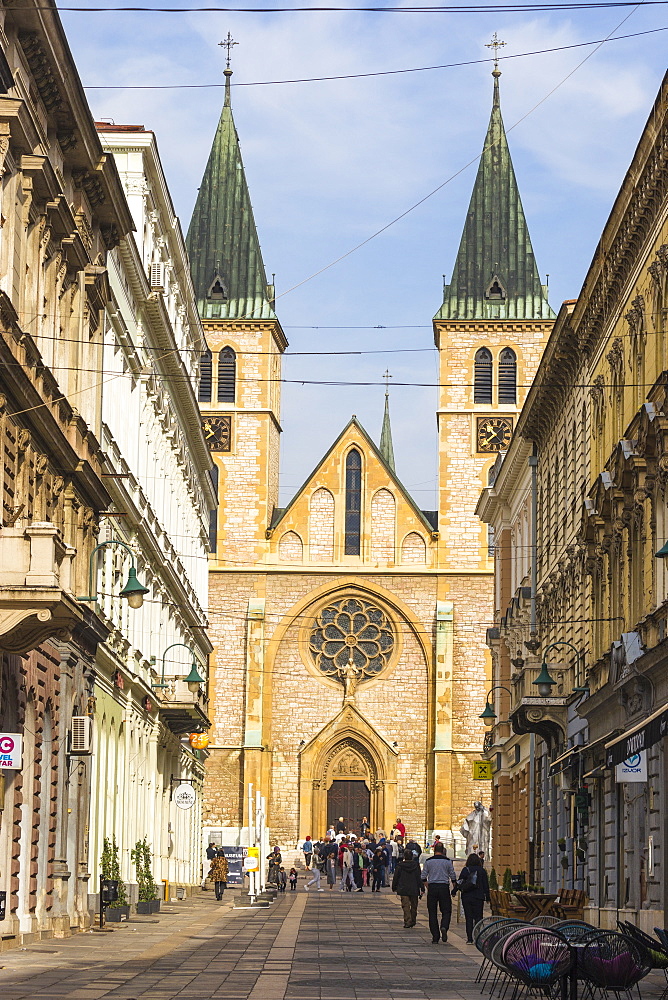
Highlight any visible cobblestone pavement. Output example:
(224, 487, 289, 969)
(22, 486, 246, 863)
(0, 884, 666, 1000)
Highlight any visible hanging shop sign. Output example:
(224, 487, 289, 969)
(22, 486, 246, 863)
(615, 751, 647, 783)
(605, 703, 668, 766)
(173, 783, 197, 810)
(473, 760, 493, 780)
(189, 732, 210, 750)
(0, 734, 22, 769)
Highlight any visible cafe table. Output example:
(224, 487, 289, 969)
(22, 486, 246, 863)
(514, 890, 560, 919)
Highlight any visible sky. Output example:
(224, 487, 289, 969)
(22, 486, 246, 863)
(61, 1, 668, 508)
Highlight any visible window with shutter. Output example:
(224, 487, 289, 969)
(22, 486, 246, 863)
(198, 350, 212, 402)
(474, 348, 493, 404)
(149, 262, 165, 288)
(217, 347, 236, 403)
(344, 449, 362, 556)
(498, 347, 517, 404)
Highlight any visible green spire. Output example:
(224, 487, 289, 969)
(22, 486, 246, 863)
(186, 66, 275, 320)
(379, 372, 395, 472)
(435, 67, 554, 322)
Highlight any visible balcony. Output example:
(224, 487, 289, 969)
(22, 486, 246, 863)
(0, 523, 85, 654)
(154, 677, 211, 735)
(510, 660, 572, 750)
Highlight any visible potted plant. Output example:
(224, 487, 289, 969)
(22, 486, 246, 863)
(132, 837, 160, 914)
(489, 867, 498, 890)
(502, 867, 513, 893)
(101, 837, 130, 922)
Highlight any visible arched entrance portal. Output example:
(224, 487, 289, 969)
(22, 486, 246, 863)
(326, 747, 371, 832)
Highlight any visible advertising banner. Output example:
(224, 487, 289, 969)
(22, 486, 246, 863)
(221, 846, 248, 885)
(0, 734, 22, 769)
(615, 751, 647, 782)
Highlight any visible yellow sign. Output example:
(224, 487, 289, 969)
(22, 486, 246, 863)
(247, 846, 259, 859)
(473, 760, 494, 780)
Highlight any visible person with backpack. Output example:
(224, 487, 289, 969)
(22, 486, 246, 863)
(453, 853, 490, 943)
(302, 835, 313, 869)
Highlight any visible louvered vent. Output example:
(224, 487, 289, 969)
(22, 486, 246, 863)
(498, 348, 517, 404)
(217, 347, 236, 403)
(70, 716, 93, 755)
(474, 348, 493, 405)
(199, 350, 212, 403)
(149, 262, 165, 289)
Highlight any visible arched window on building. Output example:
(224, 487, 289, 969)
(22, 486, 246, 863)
(198, 350, 212, 402)
(217, 347, 236, 403)
(344, 449, 362, 556)
(498, 347, 517, 404)
(474, 348, 493, 404)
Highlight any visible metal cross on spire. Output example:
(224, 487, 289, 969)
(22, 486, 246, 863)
(485, 32, 506, 71)
(218, 32, 239, 69)
(383, 369, 392, 398)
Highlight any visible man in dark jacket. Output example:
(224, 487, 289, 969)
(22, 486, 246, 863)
(391, 853, 423, 928)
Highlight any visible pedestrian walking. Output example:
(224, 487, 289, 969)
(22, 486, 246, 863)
(454, 853, 490, 943)
(405, 838, 422, 860)
(371, 848, 384, 892)
(202, 842, 217, 889)
(392, 850, 423, 928)
(320, 837, 338, 889)
(302, 835, 313, 868)
(289, 867, 298, 890)
(209, 848, 229, 900)
(266, 846, 282, 885)
(277, 867, 287, 892)
(394, 818, 406, 838)
(353, 845, 367, 891)
(422, 842, 457, 943)
(304, 855, 324, 891)
(339, 843, 354, 891)
(389, 837, 399, 874)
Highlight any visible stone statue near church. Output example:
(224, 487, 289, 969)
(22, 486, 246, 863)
(460, 801, 491, 856)
(337, 652, 361, 702)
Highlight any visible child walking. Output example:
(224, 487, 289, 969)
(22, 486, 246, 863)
(289, 867, 298, 891)
(277, 867, 287, 892)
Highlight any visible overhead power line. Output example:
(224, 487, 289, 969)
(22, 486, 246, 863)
(83, 25, 668, 89)
(33, 1, 668, 12)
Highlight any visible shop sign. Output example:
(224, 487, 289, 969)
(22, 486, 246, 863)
(0, 734, 22, 769)
(173, 783, 197, 809)
(615, 751, 647, 782)
(473, 760, 493, 780)
(221, 846, 247, 885)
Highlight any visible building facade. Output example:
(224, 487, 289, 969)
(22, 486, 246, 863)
(188, 63, 553, 849)
(85, 125, 216, 902)
(478, 71, 668, 928)
(0, 0, 133, 945)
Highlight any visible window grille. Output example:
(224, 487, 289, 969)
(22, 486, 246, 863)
(498, 347, 517, 404)
(149, 262, 165, 289)
(487, 524, 495, 558)
(344, 449, 362, 555)
(217, 347, 236, 403)
(474, 347, 493, 404)
(198, 350, 212, 402)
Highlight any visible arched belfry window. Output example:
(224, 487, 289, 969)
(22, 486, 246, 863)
(207, 272, 228, 301)
(485, 274, 506, 301)
(498, 347, 517, 404)
(344, 449, 362, 556)
(474, 347, 493, 405)
(198, 349, 212, 402)
(217, 347, 236, 403)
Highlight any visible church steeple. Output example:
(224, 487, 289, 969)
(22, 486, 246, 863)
(379, 371, 395, 473)
(186, 42, 275, 321)
(436, 60, 553, 322)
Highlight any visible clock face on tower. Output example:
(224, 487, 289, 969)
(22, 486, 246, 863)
(476, 416, 513, 453)
(202, 416, 232, 452)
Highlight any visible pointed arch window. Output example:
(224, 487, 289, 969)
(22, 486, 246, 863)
(217, 347, 236, 403)
(474, 347, 493, 404)
(207, 272, 228, 301)
(485, 275, 506, 301)
(498, 347, 517, 404)
(198, 349, 212, 402)
(344, 449, 362, 556)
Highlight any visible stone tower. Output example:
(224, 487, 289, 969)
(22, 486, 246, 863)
(186, 64, 287, 568)
(431, 65, 554, 829)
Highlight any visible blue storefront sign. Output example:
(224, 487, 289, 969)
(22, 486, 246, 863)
(221, 846, 248, 885)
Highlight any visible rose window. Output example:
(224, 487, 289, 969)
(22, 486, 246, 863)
(309, 598, 394, 681)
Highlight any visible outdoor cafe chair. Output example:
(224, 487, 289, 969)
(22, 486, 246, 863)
(553, 922, 600, 943)
(475, 916, 509, 946)
(478, 919, 531, 991)
(578, 931, 651, 1000)
(617, 923, 668, 1000)
(533, 916, 561, 928)
(501, 927, 573, 999)
(485, 925, 547, 998)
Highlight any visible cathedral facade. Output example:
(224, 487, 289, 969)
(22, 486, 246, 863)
(187, 62, 554, 847)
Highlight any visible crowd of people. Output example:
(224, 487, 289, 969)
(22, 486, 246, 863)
(264, 815, 491, 944)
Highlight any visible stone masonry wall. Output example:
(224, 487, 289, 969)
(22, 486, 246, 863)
(370, 489, 395, 563)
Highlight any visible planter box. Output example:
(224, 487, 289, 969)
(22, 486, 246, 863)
(106, 906, 130, 922)
(136, 898, 161, 914)
(151, 899, 160, 913)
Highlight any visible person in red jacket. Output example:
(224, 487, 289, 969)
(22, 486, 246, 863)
(394, 818, 406, 838)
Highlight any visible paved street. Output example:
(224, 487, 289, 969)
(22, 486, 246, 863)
(1, 886, 667, 1000)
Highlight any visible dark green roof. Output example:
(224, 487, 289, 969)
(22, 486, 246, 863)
(379, 392, 395, 473)
(186, 70, 275, 321)
(435, 72, 554, 322)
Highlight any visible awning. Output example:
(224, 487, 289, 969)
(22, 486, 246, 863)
(549, 747, 579, 777)
(605, 703, 668, 767)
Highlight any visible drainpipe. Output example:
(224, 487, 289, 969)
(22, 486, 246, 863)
(528, 449, 539, 886)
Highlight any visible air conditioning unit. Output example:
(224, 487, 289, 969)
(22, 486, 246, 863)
(149, 262, 165, 289)
(69, 716, 93, 755)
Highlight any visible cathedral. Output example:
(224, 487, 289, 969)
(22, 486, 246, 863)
(186, 56, 554, 846)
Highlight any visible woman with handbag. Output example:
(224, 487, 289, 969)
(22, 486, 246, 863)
(454, 853, 490, 943)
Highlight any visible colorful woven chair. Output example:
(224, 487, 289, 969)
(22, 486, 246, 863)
(501, 927, 573, 997)
(579, 931, 651, 1000)
(477, 918, 530, 991)
(617, 922, 668, 1000)
(532, 915, 561, 928)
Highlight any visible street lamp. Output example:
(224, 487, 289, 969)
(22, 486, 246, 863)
(153, 642, 205, 692)
(479, 684, 513, 727)
(532, 640, 582, 697)
(78, 540, 149, 609)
